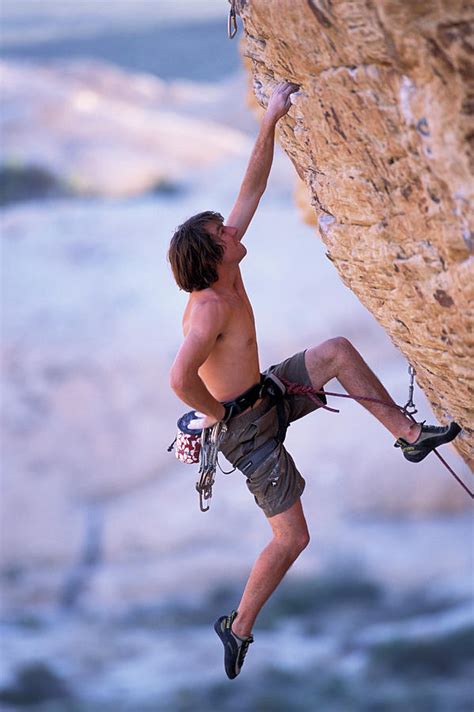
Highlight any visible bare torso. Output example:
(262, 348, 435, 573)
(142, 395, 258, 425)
(183, 271, 260, 401)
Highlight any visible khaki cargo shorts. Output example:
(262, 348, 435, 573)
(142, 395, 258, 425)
(219, 350, 326, 518)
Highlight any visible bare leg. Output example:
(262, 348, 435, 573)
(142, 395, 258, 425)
(231, 339, 418, 638)
(305, 337, 420, 442)
(231, 499, 309, 638)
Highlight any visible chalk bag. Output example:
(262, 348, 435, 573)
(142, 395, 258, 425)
(175, 411, 203, 464)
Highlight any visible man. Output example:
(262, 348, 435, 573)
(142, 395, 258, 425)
(168, 81, 461, 679)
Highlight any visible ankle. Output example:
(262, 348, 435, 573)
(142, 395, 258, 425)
(402, 422, 421, 443)
(231, 615, 252, 639)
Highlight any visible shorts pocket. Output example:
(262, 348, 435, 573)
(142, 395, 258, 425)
(252, 406, 279, 446)
(219, 403, 279, 467)
(219, 422, 256, 466)
(245, 446, 280, 488)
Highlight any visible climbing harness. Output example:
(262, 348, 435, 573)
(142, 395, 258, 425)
(169, 367, 471, 510)
(227, 0, 238, 39)
(169, 375, 283, 511)
(222, 377, 264, 422)
(234, 373, 289, 478)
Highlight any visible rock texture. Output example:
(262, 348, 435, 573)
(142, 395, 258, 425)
(236, 0, 474, 468)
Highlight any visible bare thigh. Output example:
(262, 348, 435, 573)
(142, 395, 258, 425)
(304, 337, 347, 391)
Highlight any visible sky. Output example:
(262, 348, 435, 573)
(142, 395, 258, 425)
(0, 0, 240, 81)
(0, 0, 231, 44)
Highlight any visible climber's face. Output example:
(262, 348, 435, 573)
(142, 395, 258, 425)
(205, 220, 247, 264)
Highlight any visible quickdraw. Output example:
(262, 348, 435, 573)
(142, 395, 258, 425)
(196, 421, 229, 512)
(403, 364, 418, 416)
(228, 0, 238, 39)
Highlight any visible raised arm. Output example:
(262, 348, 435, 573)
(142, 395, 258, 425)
(227, 81, 300, 241)
(169, 300, 229, 427)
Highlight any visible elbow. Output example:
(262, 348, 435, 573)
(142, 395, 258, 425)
(169, 367, 189, 397)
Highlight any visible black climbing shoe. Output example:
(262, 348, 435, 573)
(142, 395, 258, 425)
(395, 421, 461, 463)
(214, 610, 254, 680)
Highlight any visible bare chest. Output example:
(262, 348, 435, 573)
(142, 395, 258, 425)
(183, 287, 260, 399)
(222, 291, 255, 342)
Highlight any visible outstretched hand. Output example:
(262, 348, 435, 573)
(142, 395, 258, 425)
(265, 81, 300, 123)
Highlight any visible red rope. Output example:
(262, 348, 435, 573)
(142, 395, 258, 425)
(281, 378, 408, 414)
(279, 377, 473, 500)
(433, 450, 474, 500)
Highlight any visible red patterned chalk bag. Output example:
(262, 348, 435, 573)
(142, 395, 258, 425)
(175, 410, 202, 464)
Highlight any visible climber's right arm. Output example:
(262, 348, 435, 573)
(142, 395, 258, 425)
(169, 300, 227, 427)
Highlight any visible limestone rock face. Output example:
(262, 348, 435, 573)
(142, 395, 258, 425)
(236, 0, 473, 468)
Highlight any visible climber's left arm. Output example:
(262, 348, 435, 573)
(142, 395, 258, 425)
(227, 81, 300, 242)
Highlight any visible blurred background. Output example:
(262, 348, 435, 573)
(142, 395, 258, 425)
(0, 1, 472, 710)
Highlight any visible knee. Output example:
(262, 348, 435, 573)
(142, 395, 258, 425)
(292, 530, 310, 558)
(296, 530, 311, 553)
(325, 336, 354, 364)
(328, 335, 353, 353)
(277, 529, 310, 559)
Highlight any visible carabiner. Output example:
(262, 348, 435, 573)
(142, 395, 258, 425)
(403, 364, 418, 416)
(228, 1, 238, 39)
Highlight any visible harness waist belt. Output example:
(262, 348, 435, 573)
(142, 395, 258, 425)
(221, 375, 265, 422)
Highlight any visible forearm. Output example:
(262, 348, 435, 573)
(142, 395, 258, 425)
(239, 115, 277, 197)
(170, 371, 225, 421)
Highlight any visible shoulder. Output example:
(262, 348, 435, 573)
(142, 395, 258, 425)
(188, 291, 231, 330)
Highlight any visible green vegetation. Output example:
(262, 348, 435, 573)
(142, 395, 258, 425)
(0, 165, 67, 205)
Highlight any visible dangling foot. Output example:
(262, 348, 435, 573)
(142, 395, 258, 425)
(395, 421, 461, 463)
(214, 610, 254, 679)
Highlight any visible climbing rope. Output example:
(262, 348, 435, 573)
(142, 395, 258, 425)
(279, 377, 473, 500)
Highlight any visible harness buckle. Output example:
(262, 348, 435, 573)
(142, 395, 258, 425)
(261, 372, 286, 399)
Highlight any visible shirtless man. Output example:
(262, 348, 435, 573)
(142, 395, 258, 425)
(168, 81, 461, 679)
